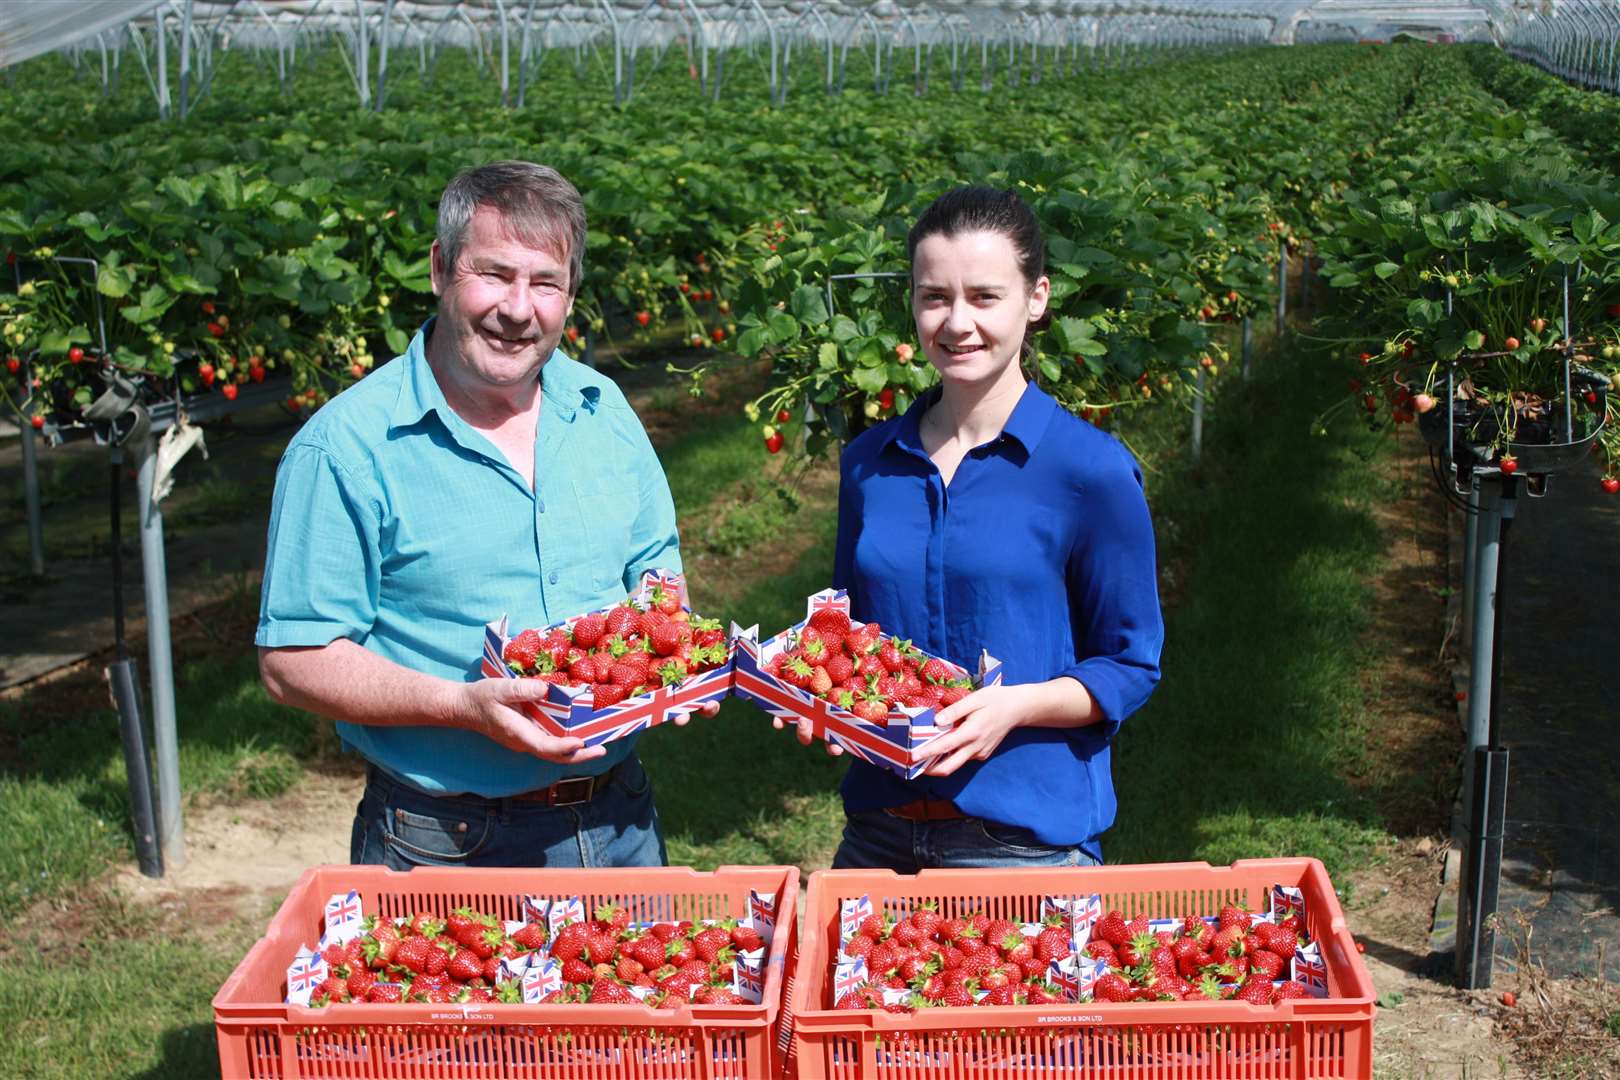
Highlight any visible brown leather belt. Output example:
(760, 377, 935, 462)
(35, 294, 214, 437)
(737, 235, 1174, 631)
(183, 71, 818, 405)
(884, 798, 967, 822)
(510, 771, 613, 806)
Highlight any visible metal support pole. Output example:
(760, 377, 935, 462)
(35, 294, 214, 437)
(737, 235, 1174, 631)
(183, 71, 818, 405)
(1299, 251, 1311, 319)
(1190, 367, 1205, 462)
(107, 448, 163, 879)
(156, 6, 171, 119)
(20, 407, 45, 576)
(1460, 473, 1481, 656)
(1456, 476, 1514, 987)
(1241, 316, 1252, 380)
(1275, 247, 1288, 335)
(135, 437, 184, 867)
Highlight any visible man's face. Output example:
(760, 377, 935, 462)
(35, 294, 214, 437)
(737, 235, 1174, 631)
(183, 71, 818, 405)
(429, 205, 574, 389)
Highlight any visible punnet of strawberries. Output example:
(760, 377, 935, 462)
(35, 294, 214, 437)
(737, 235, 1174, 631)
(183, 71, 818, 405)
(831, 901, 1315, 1011)
(501, 580, 729, 709)
(307, 905, 551, 1006)
(304, 902, 768, 1008)
(1079, 904, 1315, 1006)
(835, 905, 1078, 1010)
(764, 607, 975, 720)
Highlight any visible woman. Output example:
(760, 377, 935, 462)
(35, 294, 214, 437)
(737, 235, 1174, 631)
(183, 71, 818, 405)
(785, 186, 1164, 870)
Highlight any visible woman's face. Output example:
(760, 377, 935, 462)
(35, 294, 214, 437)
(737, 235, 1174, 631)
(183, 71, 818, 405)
(911, 229, 1049, 390)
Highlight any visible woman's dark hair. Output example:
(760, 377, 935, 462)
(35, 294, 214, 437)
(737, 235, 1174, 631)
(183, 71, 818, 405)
(906, 186, 1050, 357)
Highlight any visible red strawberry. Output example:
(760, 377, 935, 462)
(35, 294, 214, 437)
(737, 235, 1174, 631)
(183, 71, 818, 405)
(918, 657, 953, 684)
(1249, 949, 1284, 980)
(594, 683, 631, 708)
(1218, 905, 1251, 931)
(551, 923, 589, 963)
(779, 655, 816, 689)
(731, 925, 765, 952)
(809, 666, 834, 697)
(572, 613, 607, 649)
(605, 603, 640, 638)
(1095, 910, 1131, 947)
(1093, 973, 1134, 1002)
(1036, 922, 1072, 963)
(1236, 979, 1274, 1006)
(691, 927, 732, 963)
(1084, 940, 1118, 965)
(649, 621, 685, 656)
(447, 949, 483, 983)
(368, 982, 403, 1003)
(806, 608, 855, 641)
(395, 937, 433, 975)
(852, 695, 889, 722)
(345, 966, 377, 998)
(589, 977, 636, 1004)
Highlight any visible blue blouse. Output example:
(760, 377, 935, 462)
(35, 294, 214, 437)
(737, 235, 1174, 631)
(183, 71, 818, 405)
(832, 381, 1163, 858)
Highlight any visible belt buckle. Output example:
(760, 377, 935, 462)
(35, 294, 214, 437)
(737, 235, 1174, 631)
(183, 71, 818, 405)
(547, 776, 597, 806)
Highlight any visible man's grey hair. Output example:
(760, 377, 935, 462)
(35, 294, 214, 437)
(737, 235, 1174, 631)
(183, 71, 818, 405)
(436, 161, 587, 297)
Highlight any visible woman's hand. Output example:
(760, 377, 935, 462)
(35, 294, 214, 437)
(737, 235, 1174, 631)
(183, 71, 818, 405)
(673, 698, 723, 726)
(773, 713, 845, 756)
(919, 683, 1034, 776)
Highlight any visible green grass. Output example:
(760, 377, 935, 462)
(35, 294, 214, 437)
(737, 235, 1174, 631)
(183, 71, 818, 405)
(1105, 343, 1397, 878)
(0, 616, 321, 911)
(0, 891, 254, 1079)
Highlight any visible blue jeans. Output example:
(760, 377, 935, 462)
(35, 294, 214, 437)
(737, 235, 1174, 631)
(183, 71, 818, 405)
(350, 755, 666, 869)
(832, 809, 1100, 872)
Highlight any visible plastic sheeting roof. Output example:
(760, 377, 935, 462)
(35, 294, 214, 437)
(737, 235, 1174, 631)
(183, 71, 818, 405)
(1, 0, 1611, 68)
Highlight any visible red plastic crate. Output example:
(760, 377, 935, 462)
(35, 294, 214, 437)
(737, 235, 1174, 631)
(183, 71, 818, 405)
(790, 859, 1375, 1080)
(214, 864, 798, 1079)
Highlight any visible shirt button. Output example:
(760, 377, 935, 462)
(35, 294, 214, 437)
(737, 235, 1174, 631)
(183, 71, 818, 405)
(536, 499, 545, 512)
(548, 571, 559, 585)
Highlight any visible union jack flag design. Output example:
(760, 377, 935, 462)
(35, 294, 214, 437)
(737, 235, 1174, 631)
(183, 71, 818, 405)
(809, 590, 850, 619)
(1272, 883, 1307, 921)
(1292, 942, 1329, 997)
(832, 957, 868, 1002)
(1047, 955, 1083, 1000)
(480, 570, 734, 748)
(323, 890, 363, 944)
(734, 955, 766, 1003)
(839, 895, 874, 949)
(524, 893, 583, 939)
(521, 958, 563, 1003)
(733, 594, 1002, 779)
(1042, 894, 1103, 945)
(748, 889, 778, 942)
(285, 947, 328, 1005)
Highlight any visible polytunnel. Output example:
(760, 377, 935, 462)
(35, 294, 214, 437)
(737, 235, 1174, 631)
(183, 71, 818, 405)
(2, 3, 1620, 1076)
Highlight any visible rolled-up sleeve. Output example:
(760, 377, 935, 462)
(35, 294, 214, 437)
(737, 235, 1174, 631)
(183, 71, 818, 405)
(256, 442, 383, 648)
(1061, 454, 1164, 738)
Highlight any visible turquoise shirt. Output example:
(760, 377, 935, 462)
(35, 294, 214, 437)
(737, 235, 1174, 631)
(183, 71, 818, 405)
(255, 319, 681, 795)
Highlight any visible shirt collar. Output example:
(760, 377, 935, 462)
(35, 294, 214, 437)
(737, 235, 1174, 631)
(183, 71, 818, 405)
(390, 317, 582, 439)
(884, 379, 1058, 459)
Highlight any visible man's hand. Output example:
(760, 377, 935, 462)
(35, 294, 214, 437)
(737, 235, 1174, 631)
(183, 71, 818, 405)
(459, 678, 607, 765)
(918, 683, 1033, 777)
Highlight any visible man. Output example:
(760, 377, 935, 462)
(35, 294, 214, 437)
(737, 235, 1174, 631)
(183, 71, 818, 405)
(257, 161, 707, 869)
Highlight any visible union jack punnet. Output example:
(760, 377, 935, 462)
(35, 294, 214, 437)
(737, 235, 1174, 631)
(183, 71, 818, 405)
(733, 597, 1000, 779)
(285, 947, 328, 1005)
(479, 570, 735, 748)
(832, 957, 869, 1001)
(323, 889, 362, 939)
